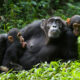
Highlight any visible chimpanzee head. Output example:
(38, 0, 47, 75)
(41, 17, 65, 38)
(8, 28, 27, 48)
(67, 15, 80, 36)
(8, 28, 21, 43)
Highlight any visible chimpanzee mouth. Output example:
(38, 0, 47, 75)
(48, 31, 61, 38)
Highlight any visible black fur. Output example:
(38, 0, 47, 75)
(19, 17, 78, 70)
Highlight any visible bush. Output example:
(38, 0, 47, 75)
(0, 0, 78, 32)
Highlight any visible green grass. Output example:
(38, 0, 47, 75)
(0, 60, 80, 80)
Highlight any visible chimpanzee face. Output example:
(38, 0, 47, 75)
(47, 17, 63, 38)
(8, 28, 27, 48)
(41, 17, 64, 38)
(73, 23, 80, 36)
(67, 15, 80, 36)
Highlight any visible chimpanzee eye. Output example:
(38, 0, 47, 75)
(47, 26, 50, 29)
(48, 19, 54, 24)
(56, 19, 62, 24)
(47, 22, 52, 29)
(56, 20, 60, 25)
(56, 20, 59, 23)
(48, 21, 53, 25)
(56, 20, 62, 28)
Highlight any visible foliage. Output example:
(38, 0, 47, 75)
(0, 60, 80, 80)
(0, 0, 79, 32)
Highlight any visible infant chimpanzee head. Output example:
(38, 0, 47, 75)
(8, 28, 26, 48)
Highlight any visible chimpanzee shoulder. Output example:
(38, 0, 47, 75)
(20, 20, 44, 40)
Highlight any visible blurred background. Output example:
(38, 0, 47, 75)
(0, 0, 80, 33)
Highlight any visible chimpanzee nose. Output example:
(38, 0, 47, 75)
(53, 25, 56, 28)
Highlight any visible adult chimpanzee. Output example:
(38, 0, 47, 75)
(67, 15, 80, 36)
(19, 16, 78, 70)
(0, 34, 7, 65)
(2, 28, 27, 71)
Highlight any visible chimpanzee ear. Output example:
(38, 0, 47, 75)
(66, 18, 71, 25)
(40, 19, 46, 29)
(8, 36, 14, 42)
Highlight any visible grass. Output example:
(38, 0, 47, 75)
(0, 60, 80, 80)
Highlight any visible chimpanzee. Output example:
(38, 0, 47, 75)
(19, 16, 78, 70)
(0, 33, 7, 65)
(0, 28, 23, 66)
(7, 28, 25, 47)
(20, 20, 46, 53)
(66, 15, 80, 36)
(2, 28, 27, 71)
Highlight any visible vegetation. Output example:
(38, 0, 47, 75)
(0, 0, 80, 79)
(0, 61, 80, 80)
(0, 0, 80, 32)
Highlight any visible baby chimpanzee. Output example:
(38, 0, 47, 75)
(67, 15, 80, 36)
(2, 28, 27, 71)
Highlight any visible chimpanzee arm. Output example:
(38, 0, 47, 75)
(2, 45, 17, 68)
(64, 30, 78, 60)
